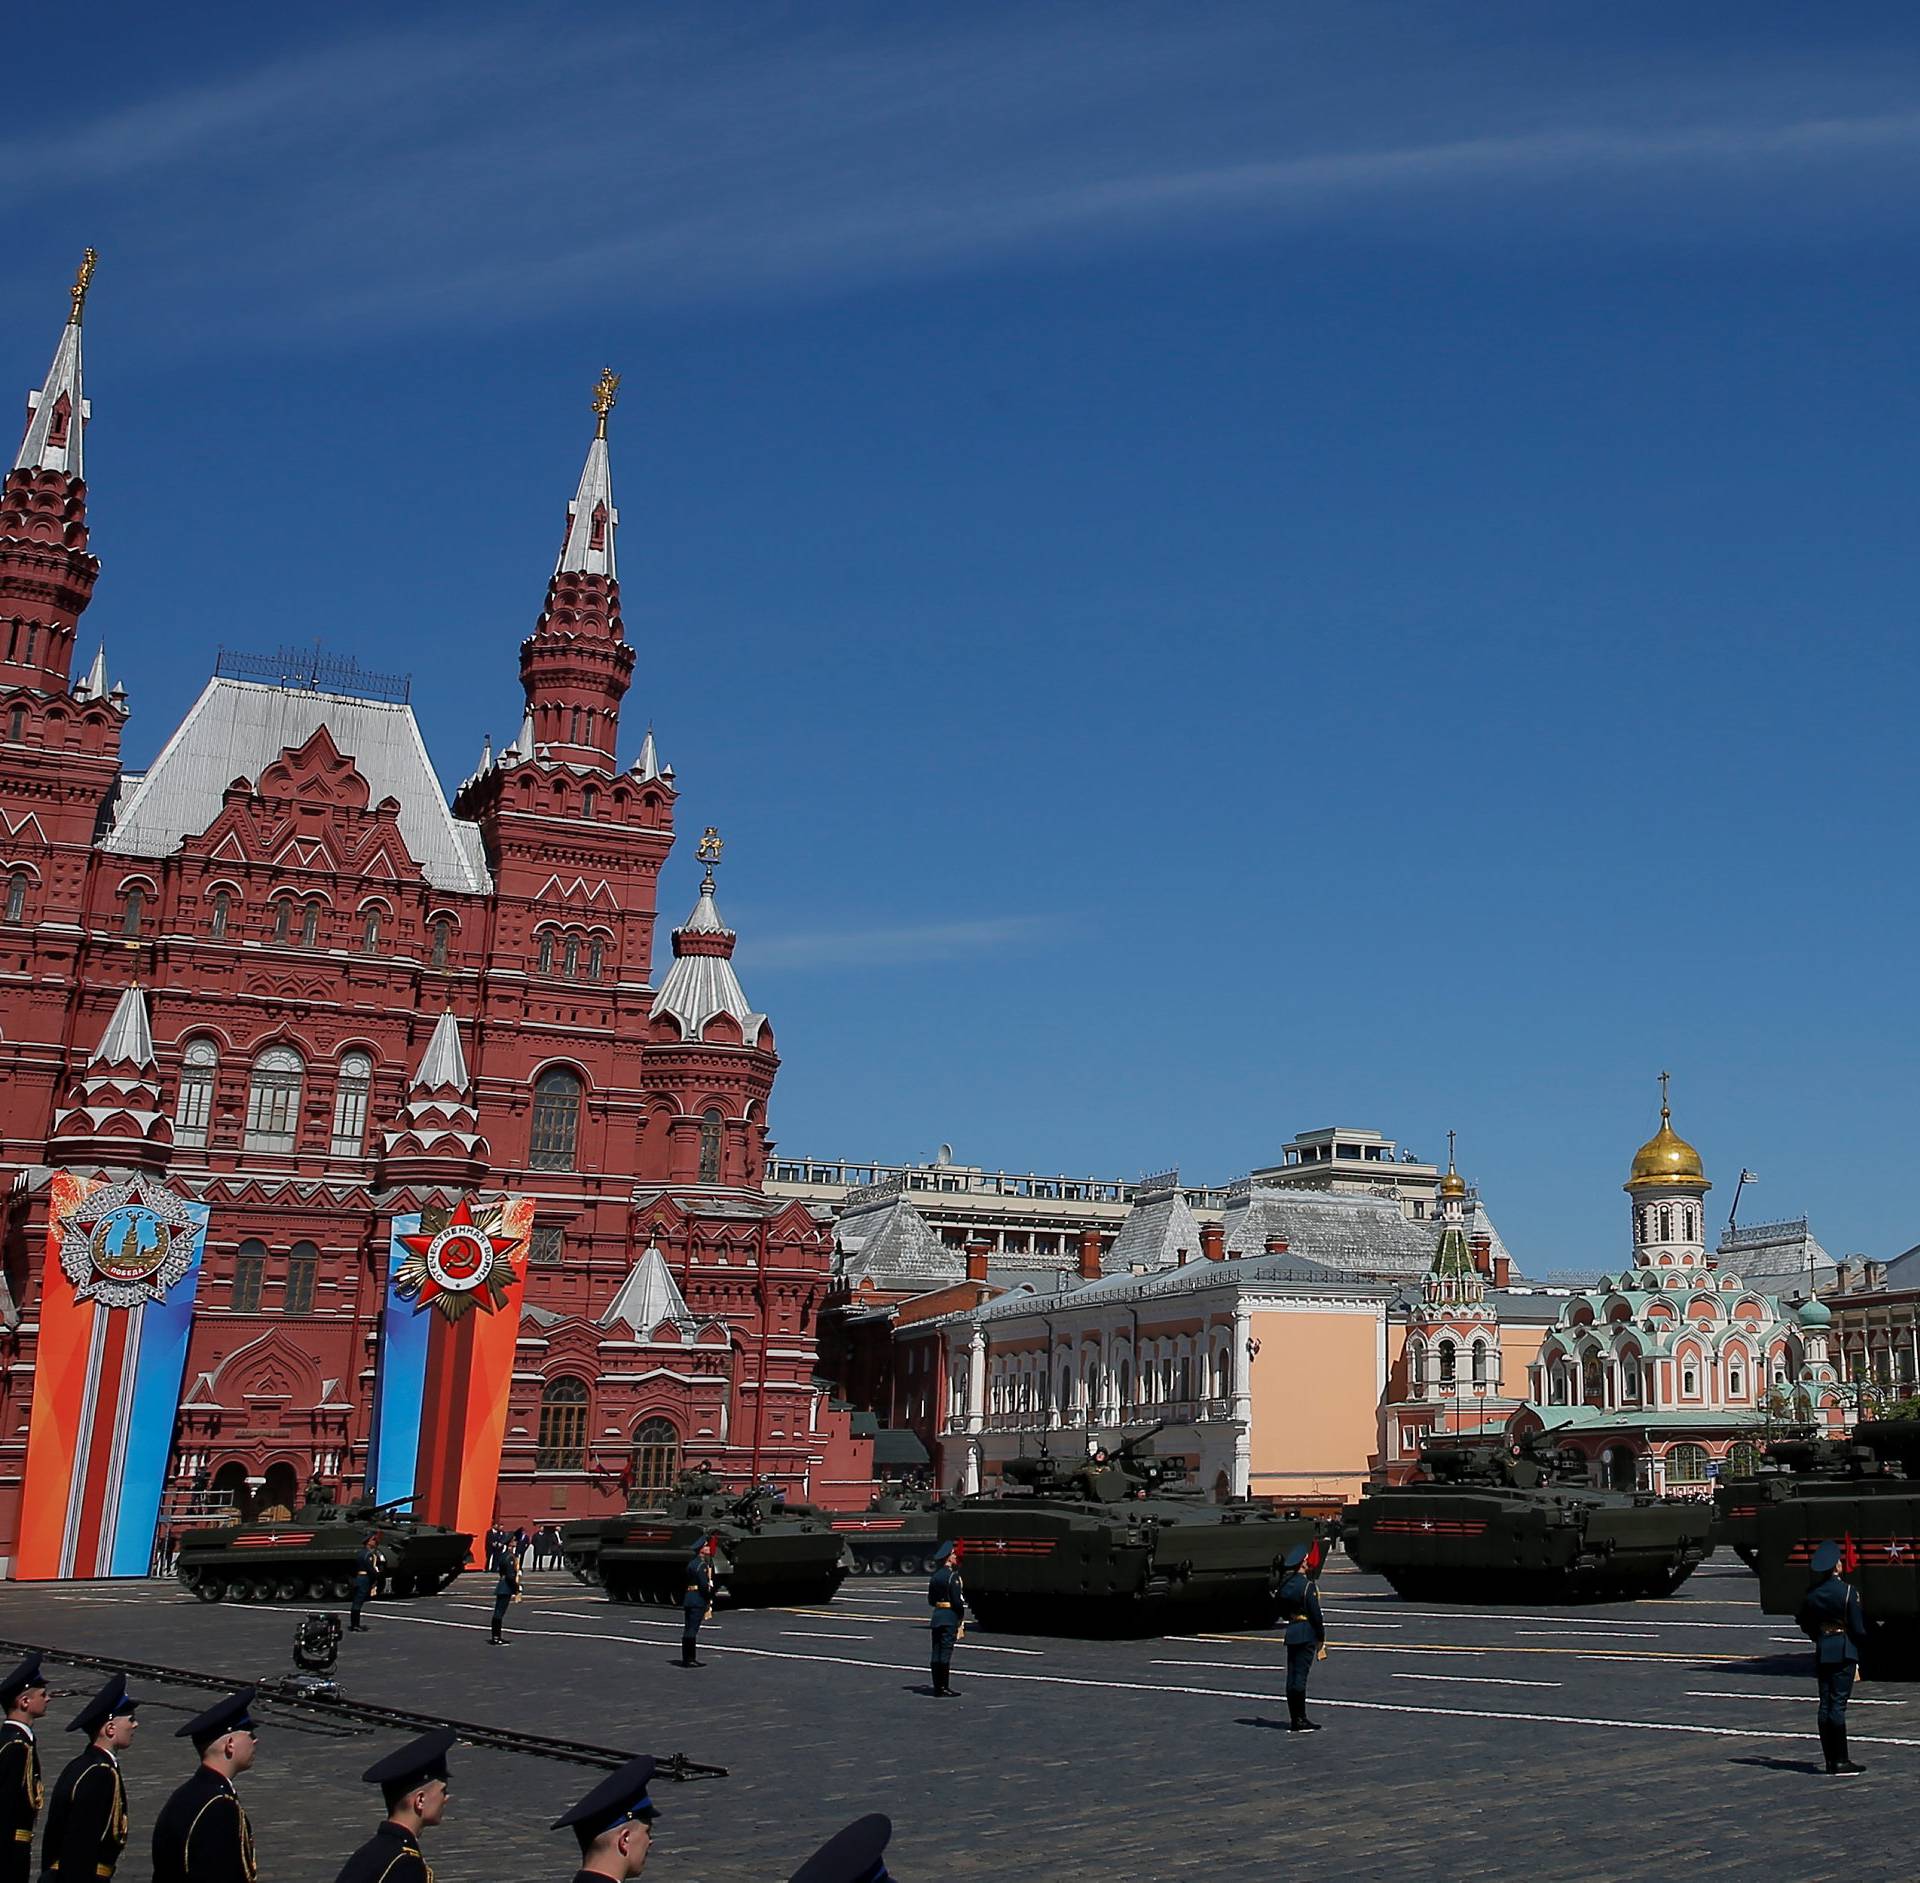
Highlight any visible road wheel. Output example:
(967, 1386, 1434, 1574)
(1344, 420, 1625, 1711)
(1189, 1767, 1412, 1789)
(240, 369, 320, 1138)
(193, 1579, 226, 1604)
(229, 1577, 257, 1603)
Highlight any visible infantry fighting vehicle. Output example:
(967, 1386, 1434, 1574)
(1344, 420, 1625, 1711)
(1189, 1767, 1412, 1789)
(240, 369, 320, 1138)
(580, 1472, 852, 1608)
(1343, 1436, 1713, 1602)
(174, 1492, 471, 1604)
(1754, 1419, 1920, 1676)
(830, 1482, 946, 1576)
(937, 1422, 1328, 1635)
(1711, 1433, 1856, 1570)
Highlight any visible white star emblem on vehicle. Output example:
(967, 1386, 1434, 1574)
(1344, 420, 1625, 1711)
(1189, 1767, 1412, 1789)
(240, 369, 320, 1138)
(1889, 1542, 1906, 1560)
(1421, 1518, 1435, 1532)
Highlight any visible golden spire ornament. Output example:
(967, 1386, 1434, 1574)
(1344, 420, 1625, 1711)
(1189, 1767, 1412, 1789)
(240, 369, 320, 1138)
(70, 249, 98, 326)
(592, 367, 621, 438)
(697, 825, 723, 892)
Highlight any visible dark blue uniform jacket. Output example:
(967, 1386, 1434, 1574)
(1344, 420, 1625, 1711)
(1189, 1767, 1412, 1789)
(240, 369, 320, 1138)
(1277, 1573, 1325, 1649)
(151, 1765, 254, 1883)
(1797, 1575, 1867, 1666)
(684, 1555, 715, 1613)
(928, 1564, 966, 1633)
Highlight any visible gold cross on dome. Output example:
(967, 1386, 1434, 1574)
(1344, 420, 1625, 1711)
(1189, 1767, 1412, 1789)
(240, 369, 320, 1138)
(592, 367, 621, 436)
(1658, 1068, 1671, 1118)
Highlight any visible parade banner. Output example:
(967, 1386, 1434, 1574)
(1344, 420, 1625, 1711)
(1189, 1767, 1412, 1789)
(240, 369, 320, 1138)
(16, 1171, 209, 1580)
(366, 1195, 532, 1563)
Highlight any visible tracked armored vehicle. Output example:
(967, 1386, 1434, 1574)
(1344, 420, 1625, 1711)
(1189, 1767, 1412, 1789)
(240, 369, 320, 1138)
(937, 1423, 1326, 1635)
(1343, 1437, 1713, 1602)
(174, 1492, 470, 1604)
(831, 1484, 946, 1576)
(588, 1474, 851, 1608)
(1755, 1419, 1920, 1676)
(1711, 1433, 1858, 1571)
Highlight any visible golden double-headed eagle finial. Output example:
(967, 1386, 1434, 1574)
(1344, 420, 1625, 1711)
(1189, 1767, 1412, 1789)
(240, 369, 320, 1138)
(592, 367, 621, 437)
(71, 249, 98, 326)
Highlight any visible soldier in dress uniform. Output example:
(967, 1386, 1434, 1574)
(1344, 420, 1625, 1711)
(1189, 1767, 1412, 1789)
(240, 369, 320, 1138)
(926, 1542, 966, 1698)
(489, 1544, 522, 1647)
(1797, 1539, 1869, 1776)
(1276, 1542, 1326, 1733)
(350, 1532, 382, 1633)
(39, 1674, 137, 1883)
(150, 1689, 257, 1883)
(333, 1730, 454, 1883)
(552, 1755, 659, 1881)
(679, 1536, 717, 1668)
(788, 1813, 893, 1883)
(0, 1654, 50, 1883)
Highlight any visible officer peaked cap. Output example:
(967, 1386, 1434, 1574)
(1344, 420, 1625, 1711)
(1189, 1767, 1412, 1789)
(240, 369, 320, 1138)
(362, 1728, 456, 1806)
(179, 1688, 257, 1750)
(1809, 1540, 1844, 1577)
(789, 1813, 893, 1883)
(552, 1755, 660, 1848)
(0, 1652, 46, 1708)
(68, 1674, 137, 1736)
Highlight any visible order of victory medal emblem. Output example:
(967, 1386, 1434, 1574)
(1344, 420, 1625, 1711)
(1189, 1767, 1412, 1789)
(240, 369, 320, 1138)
(393, 1195, 522, 1321)
(58, 1176, 203, 1309)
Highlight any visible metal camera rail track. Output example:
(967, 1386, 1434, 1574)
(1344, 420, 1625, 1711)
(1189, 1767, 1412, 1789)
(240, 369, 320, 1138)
(0, 1638, 727, 1779)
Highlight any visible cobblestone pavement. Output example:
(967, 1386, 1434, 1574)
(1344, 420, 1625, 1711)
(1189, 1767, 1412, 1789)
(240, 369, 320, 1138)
(1, 1555, 1911, 1882)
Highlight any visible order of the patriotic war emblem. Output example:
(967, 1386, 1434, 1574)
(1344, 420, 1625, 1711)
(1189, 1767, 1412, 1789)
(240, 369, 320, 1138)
(393, 1196, 521, 1322)
(59, 1177, 201, 1309)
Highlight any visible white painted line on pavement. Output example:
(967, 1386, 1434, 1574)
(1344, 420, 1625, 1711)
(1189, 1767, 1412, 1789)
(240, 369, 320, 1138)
(1683, 1690, 1907, 1707)
(781, 1630, 875, 1640)
(1393, 1673, 1562, 1689)
(1325, 1605, 1774, 1633)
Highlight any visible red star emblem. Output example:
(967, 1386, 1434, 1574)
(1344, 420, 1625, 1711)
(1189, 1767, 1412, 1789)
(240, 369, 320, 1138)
(394, 1196, 521, 1321)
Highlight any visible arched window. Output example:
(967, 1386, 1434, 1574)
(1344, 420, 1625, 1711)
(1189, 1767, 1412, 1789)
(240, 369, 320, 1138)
(562, 936, 580, 979)
(1659, 1205, 1672, 1241)
(210, 890, 230, 939)
(1684, 1206, 1696, 1240)
(1727, 1357, 1746, 1399)
(1621, 1357, 1641, 1402)
(1682, 1359, 1700, 1397)
(173, 1038, 218, 1147)
(529, 1067, 583, 1170)
(1665, 1443, 1710, 1485)
(360, 908, 381, 951)
(629, 1417, 679, 1497)
(6, 707, 22, 742)
(300, 902, 320, 947)
(330, 1051, 373, 1155)
(1583, 1352, 1604, 1403)
(430, 919, 450, 969)
(699, 1108, 724, 1184)
(1471, 1340, 1488, 1385)
(284, 1240, 319, 1314)
(1727, 1440, 1761, 1479)
(232, 1238, 267, 1313)
(587, 937, 604, 981)
(243, 1045, 305, 1153)
(581, 785, 597, 820)
(536, 1376, 590, 1468)
(1438, 1339, 1456, 1385)
(1409, 1341, 1426, 1390)
(272, 900, 291, 942)
(120, 885, 144, 935)
(3, 873, 25, 924)
(537, 930, 554, 974)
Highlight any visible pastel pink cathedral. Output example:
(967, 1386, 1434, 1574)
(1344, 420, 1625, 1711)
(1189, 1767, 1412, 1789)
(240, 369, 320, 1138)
(0, 261, 872, 1561)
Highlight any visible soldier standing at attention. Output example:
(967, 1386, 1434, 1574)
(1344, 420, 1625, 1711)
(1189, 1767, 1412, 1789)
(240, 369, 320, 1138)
(490, 1541, 523, 1646)
(350, 1531, 381, 1633)
(927, 1541, 966, 1697)
(552, 1755, 660, 1880)
(0, 1654, 49, 1883)
(334, 1731, 455, 1883)
(1797, 1539, 1869, 1776)
(1277, 1542, 1326, 1732)
(680, 1536, 717, 1668)
(150, 1690, 257, 1883)
(40, 1674, 137, 1883)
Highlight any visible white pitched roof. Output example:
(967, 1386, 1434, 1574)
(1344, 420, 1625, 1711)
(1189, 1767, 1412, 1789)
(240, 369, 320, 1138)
(103, 678, 492, 895)
(92, 983, 154, 1067)
(15, 315, 86, 478)
(601, 1246, 693, 1332)
(413, 1009, 469, 1091)
(649, 885, 767, 1044)
(557, 433, 617, 578)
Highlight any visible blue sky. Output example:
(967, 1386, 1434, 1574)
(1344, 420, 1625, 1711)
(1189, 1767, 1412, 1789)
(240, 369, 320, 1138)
(7, 2, 1920, 1273)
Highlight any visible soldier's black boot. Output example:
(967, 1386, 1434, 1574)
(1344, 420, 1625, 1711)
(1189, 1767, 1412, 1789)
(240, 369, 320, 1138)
(1817, 1722, 1836, 1773)
(1286, 1693, 1305, 1731)
(1833, 1724, 1865, 1775)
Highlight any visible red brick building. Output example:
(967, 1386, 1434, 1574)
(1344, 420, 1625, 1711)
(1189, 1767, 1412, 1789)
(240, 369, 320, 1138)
(0, 265, 870, 1567)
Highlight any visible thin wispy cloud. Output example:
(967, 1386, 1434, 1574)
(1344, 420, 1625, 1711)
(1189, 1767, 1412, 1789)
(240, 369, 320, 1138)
(9, 6, 1920, 347)
(749, 913, 1064, 971)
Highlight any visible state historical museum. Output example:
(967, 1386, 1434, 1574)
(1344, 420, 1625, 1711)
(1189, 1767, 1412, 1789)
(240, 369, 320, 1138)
(0, 260, 870, 1574)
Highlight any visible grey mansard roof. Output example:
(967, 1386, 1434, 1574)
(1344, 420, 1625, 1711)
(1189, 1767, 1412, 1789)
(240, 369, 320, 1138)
(1219, 1187, 1519, 1282)
(835, 1186, 964, 1289)
(103, 678, 492, 896)
(1105, 1187, 1205, 1274)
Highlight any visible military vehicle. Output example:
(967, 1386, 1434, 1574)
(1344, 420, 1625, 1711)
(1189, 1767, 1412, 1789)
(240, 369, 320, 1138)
(936, 1422, 1327, 1635)
(1754, 1419, 1920, 1676)
(830, 1482, 946, 1576)
(174, 1491, 471, 1604)
(1343, 1436, 1714, 1601)
(1711, 1434, 1856, 1570)
(584, 1472, 852, 1608)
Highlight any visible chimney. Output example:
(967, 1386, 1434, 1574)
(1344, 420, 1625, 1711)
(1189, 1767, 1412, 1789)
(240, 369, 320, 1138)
(1264, 1236, 1289, 1258)
(965, 1238, 991, 1285)
(1469, 1232, 1491, 1277)
(1077, 1225, 1103, 1282)
(1836, 1259, 1855, 1294)
(1175, 1246, 1189, 1267)
(1491, 1252, 1512, 1289)
(1866, 1259, 1889, 1291)
(1200, 1221, 1226, 1263)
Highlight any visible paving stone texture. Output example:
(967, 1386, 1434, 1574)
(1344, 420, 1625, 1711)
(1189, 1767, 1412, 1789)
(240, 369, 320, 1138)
(1, 1555, 1910, 1881)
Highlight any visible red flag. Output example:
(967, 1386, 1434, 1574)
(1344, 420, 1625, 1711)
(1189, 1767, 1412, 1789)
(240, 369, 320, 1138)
(1841, 1533, 1860, 1573)
(1306, 1538, 1327, 1574)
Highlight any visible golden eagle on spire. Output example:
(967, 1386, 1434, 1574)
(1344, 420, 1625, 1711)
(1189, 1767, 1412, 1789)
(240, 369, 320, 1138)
(592, 367, 621, 437)
(70, 249, 98, 326)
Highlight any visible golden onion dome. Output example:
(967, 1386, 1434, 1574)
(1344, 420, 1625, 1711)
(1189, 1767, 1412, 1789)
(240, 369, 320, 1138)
(1438, 1169, 1468, 1199)
(1625, 1103, 1708, 1192)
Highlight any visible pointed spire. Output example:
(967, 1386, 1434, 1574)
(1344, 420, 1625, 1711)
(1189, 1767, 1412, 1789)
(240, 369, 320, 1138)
(557, 369, 619, 578)
(413, 1009, 470, 1092)
(601, 1243, 695, 1334)
(477, 731, 492, 775)
(15, 251, 94, 479)
(74, 643, 106, 702)
(650, 828, 768, 1044)
(92, 982, 154, 1068)
(634, 725, 663, 782)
